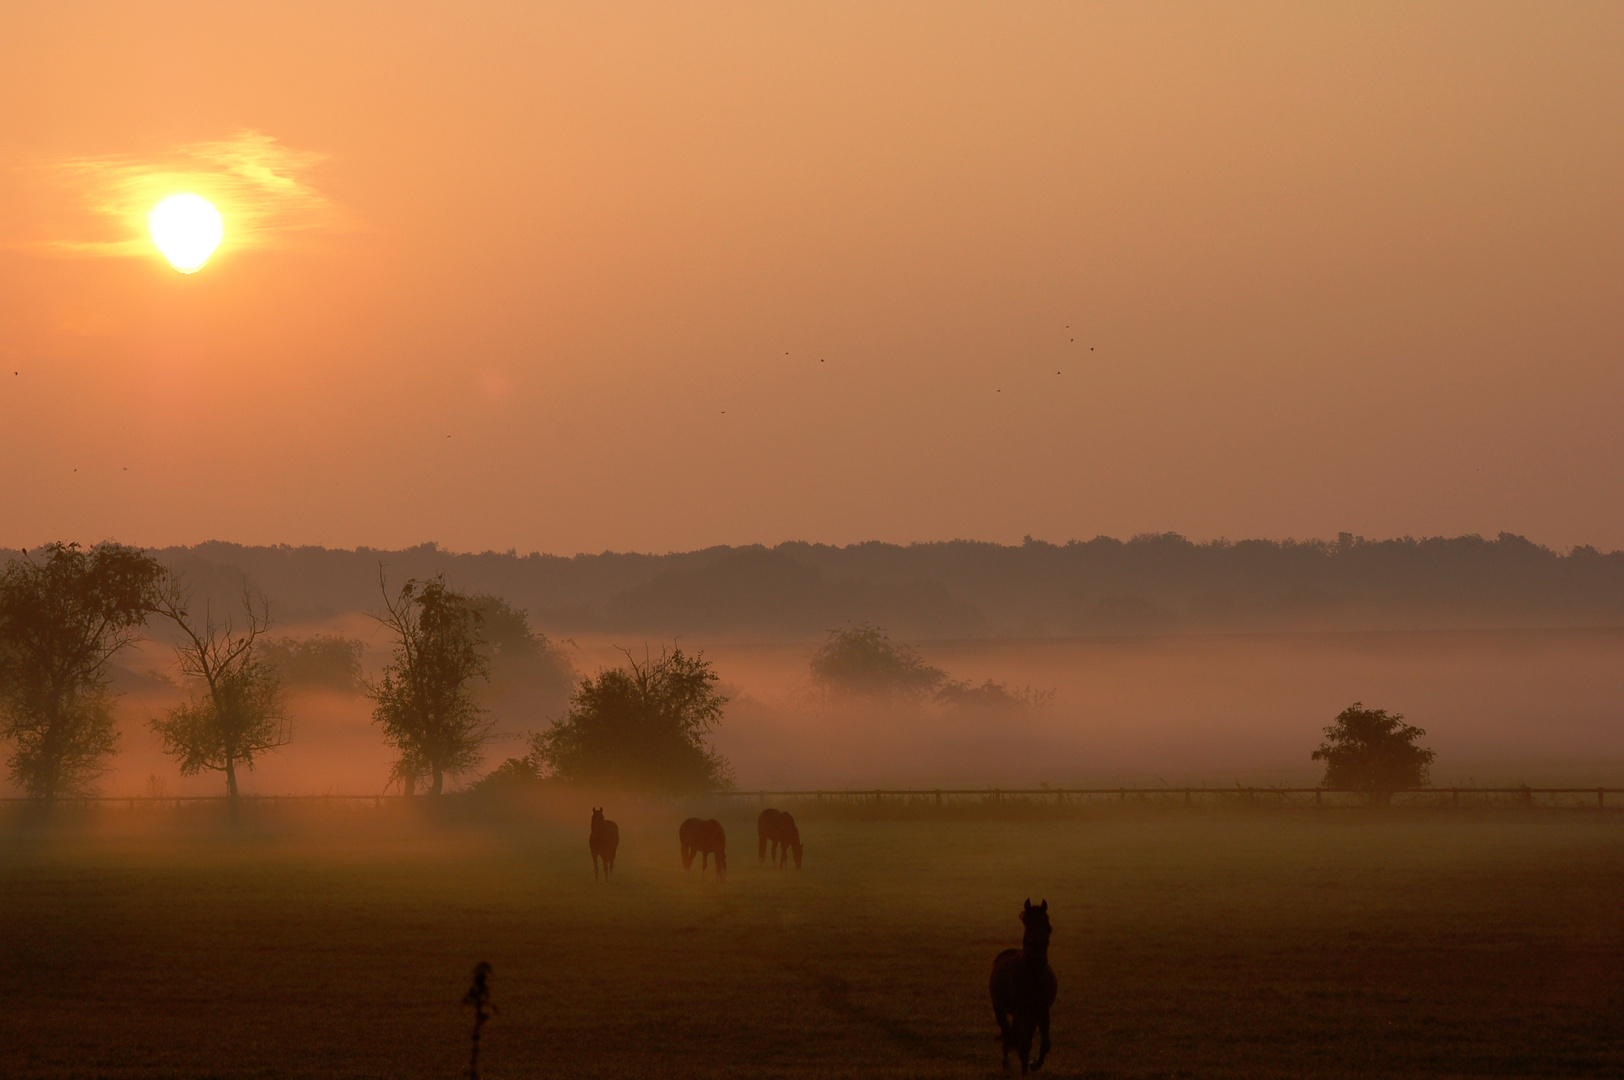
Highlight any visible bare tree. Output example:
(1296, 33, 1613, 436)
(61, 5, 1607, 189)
(151, 588, 290, 802)
(369, 573, 492, 795)
(0, 543, 167, 804)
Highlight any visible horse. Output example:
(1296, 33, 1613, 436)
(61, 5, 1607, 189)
(989, 899, 1057, 1073)
(589, 807, 619, 881)
(756, 807, 803, 868)
(678, 817, 727, 880)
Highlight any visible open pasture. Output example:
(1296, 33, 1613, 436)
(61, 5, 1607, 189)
(2, 807, 1621, 1079)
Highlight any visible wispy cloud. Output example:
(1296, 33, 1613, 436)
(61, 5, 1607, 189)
(37, 130, 340, 258)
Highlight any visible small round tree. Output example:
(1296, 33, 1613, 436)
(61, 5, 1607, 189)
(1312, 702, 1436, 805)
(532, 646, 731, 791)
(809, 623, 946, 701)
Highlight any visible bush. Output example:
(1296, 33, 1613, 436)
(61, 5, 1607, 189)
(533, 646, 731, 791)
(260, 635, 365, 692)
(1312, 702, 1435, 804)
(465, 755, 549, 795)
(935, 678, 1055, 715)
(809, 623, 946, 701)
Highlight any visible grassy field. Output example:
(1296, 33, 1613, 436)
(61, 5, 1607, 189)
(2, 805, 1621, 1079)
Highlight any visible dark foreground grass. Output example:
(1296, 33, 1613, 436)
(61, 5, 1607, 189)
(1, 807, 1621, 1079)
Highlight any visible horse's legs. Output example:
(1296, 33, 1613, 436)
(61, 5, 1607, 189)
(994, 1008, 1013, 1071)
(1032, 1010, 1050, 1071)
(592, 853, 600, 880)
(1014, 1015, 1037, 1075)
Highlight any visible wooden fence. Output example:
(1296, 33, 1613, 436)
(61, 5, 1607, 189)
(707, 787, 1622, 809)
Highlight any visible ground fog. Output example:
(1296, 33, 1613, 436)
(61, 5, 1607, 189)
(65, 627, 1624, 798)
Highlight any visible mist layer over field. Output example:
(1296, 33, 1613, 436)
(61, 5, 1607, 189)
(76, 627, 1624, 798)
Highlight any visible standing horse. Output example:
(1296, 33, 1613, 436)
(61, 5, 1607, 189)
(678, 817, 727, 880)
(990, 899, 1057, 1073)
(756, 807, 803, 868)
(589, 807, 619, 880)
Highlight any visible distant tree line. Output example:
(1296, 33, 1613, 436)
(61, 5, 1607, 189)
(147, 532, 1624, 639)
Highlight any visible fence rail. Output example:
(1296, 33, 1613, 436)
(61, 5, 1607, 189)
(2, 787, 1620, 809)
(710, 787, 1622, 809)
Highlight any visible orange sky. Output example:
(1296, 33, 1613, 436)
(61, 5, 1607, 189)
(2, 3, 1621, 554)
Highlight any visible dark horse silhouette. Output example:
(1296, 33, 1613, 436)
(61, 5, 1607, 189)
(990, 899, 1057, 1073)
(678, 817, 727, 880)
(589, 807, 619, 880)
(756, 807, 803, 868)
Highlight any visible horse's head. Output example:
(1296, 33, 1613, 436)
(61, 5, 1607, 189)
(1020, 898, 1052, 951)
(790, 839, 804, 868)
(591, 807, 603, 826)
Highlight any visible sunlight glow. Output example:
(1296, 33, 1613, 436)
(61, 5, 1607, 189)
(147, 193, 223, 273)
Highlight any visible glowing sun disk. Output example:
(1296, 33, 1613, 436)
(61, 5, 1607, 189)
(148, 193, 223, 273)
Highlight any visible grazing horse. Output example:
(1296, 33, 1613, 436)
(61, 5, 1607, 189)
(756, 807, 804, 868)
(678, 817, 727, 880)
(589, 807, 619, 880)
(990, 899, 1057, 1073)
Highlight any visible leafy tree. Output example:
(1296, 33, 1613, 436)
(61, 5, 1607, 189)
(1312, 702, 1436, 804)
(0, 543, 167, 803)
(369, 574, 492, 795)
(809, 623, 947, 701)
(259, 634, 365, 692)
(468, 594, 575, 724)
(533, 646, 731, 791)
(151, 590, 290, 801)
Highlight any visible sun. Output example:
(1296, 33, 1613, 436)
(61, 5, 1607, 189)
(147, 193, 224, 274)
